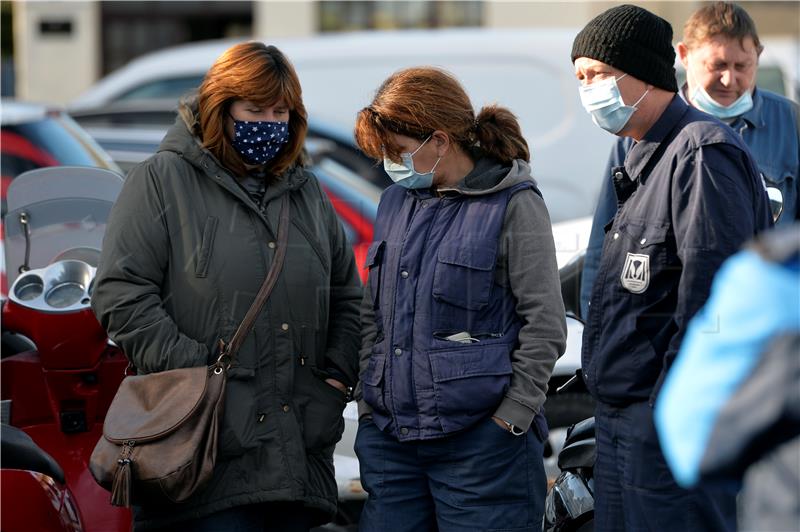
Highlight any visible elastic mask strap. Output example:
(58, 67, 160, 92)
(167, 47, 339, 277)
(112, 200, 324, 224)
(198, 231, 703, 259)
(632, 88, 650, 108)
(410, 135, 432, 156)
(428, 156, 443, 174)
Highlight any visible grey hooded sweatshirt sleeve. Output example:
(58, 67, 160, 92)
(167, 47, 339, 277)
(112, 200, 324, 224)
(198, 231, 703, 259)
(357, 158, 567, 431)
(494, 186, 566, 430)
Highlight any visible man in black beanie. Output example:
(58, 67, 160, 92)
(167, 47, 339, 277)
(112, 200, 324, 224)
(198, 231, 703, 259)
(571, 4, 771, 531)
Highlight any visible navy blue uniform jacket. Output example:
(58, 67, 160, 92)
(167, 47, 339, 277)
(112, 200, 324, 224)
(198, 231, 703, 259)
(582, 95, 772, 406)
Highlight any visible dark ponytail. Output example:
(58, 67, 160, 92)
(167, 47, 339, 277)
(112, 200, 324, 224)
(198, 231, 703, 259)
(475, 105, 530, 163)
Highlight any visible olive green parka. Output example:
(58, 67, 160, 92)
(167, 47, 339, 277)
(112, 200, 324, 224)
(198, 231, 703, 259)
(91, 105, 362, 529)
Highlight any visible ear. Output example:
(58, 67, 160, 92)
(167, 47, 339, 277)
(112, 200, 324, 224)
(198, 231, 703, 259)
(677, 42, 690, 69)
(431, 130, 451, 157)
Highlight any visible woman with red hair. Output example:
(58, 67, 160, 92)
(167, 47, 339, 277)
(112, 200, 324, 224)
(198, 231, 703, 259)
(92, 42, 362, 531)
(353, 67, 567, 531)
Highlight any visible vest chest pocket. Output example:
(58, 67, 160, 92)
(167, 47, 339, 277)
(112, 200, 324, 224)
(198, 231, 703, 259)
(364, 241, 385, 308)
(433, 241, 497, 310)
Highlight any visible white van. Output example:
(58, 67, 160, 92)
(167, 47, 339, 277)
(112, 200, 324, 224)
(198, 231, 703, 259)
(70, 28, 617, 229)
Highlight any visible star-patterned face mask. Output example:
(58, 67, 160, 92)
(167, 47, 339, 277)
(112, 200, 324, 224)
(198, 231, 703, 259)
(230, 119, 290, 165)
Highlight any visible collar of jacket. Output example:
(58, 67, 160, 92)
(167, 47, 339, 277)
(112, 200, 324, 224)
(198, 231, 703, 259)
(158, 107, 308, 233)
(416, 158, 537, 198)
(737, 86, 767, 129)
(624, 95, 690, 184)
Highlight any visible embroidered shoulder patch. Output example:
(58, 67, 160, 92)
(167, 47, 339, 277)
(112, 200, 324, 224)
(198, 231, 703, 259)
(621, 252, 650, 293)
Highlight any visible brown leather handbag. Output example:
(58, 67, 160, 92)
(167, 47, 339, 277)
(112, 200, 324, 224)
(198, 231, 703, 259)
(89, 195, 290, 507)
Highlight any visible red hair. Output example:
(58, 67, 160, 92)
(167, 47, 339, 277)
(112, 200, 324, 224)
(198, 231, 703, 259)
(355, 67, 529, 164)
(197, 42, 307, 177)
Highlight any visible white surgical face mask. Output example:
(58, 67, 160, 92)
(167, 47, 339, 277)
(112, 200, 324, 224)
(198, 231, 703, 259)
(383, 136, 441, 189)
(579, 74, 650, 134)
(691, 85, 754, 119)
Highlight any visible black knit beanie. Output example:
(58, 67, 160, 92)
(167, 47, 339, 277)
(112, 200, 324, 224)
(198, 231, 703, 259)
(571, 4, 678, 92)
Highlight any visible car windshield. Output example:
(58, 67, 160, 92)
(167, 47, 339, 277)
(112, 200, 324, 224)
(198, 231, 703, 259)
(1, 113, 120, 214)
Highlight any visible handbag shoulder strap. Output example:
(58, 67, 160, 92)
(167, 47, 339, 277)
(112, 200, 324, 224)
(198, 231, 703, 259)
(218, 193, 290, 365)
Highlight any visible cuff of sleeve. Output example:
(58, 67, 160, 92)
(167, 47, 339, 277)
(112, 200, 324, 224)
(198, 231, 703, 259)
(353, 382, 363, 402)
(357, 399, 373, 419)
(494, 396, 536, 433)
(323, 367, 349, 386)
(325, 348, 357, 387)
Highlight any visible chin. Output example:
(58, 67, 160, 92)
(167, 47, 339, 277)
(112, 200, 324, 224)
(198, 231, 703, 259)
(711, 91, 741, 106)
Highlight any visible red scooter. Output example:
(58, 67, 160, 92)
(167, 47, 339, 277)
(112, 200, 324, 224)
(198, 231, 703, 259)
(1, 167, 131, 531)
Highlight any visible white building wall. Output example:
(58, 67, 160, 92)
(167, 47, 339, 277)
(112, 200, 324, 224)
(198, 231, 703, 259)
(14, 1, 100, 105)
(253, 0, 317, 39)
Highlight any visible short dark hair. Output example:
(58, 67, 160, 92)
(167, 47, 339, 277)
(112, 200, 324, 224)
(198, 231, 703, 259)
(683, 2, 763, 54)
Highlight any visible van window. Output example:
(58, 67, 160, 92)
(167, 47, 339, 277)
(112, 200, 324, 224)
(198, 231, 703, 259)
(297, 55, 615, 223)
(116, 76, 206, 101)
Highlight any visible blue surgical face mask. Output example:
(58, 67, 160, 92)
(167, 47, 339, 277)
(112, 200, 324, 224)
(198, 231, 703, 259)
(383, 136, 441, 189)
(579, 74, 650, 134)
(690, 85, 753, 119)
(230, 118, 290, 165)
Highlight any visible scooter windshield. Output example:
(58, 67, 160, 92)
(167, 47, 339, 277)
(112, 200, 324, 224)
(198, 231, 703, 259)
(4, 166, 123, 289)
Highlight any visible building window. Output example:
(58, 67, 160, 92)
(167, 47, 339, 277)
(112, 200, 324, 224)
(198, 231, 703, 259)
(100, 1, 252, 75)
(319, 1, 482, 32)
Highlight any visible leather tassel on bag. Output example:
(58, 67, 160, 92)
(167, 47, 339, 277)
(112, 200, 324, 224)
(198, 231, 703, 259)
(110, 440, 134, 507)
(110, 458, 132, 507)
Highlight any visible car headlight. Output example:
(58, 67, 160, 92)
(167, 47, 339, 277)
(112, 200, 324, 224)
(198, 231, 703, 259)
(543, 471, 594, 531)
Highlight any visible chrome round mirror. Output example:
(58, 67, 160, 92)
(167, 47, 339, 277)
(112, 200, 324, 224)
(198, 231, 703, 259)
(766, 186, 784, 224)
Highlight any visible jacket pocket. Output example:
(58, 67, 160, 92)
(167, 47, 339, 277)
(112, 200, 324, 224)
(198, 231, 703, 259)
(218, 366, 258, 458)
(433, 240, 497, 310)
(622, 402, 678, 489)
(364, 241, 385, 307)
(621, 221, 669, 249)
(360, 353, 387, 413)
(429, 343, 512, 433)
(617, 221, 672, 294)
(195, 216, 218, 278)
(299, 370, 347, 453)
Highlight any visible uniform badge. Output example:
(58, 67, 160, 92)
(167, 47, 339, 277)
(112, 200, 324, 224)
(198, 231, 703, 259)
(620, 253, 650, 293)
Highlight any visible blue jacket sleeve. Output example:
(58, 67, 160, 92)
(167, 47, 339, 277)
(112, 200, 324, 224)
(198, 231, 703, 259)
(654, 247, 800, 487)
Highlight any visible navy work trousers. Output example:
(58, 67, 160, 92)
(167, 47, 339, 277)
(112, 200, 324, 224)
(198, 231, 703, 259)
(354, 415, 546, 532)
(594, 401, 737, 532)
